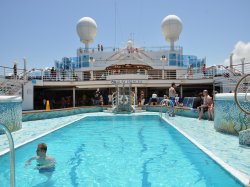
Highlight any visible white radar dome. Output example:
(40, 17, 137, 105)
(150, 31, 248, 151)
(127, 40, 133, 48)
(76, 17, 97, 46)
(161, 15, 182, 43)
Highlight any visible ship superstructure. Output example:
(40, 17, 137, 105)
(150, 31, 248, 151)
(1, 15, 218, 110)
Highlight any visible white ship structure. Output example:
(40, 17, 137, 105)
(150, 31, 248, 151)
(1, 15, 244, 111)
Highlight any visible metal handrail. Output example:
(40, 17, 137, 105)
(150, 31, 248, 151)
(159, 100, 163, 118)
(234, 74, 250, 115)
(159, 99, 175, 118)
(0, 123, 15, 187)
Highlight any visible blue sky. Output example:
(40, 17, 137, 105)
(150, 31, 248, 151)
(0, 0, 249, 70)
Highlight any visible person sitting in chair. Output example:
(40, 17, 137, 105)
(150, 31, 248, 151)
(161, 95, 170, 106)
(151, 92, 158, 105)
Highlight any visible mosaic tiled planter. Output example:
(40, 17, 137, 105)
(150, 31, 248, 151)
(214, 93, 250, 135)
(239, 129, 250, 146)
(0, 96, 22, 133)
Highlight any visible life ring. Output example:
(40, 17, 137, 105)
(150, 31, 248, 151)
(119, 95, 129, 105)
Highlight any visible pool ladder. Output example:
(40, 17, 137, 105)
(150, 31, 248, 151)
(0, 123, 15, 187)
(159, 100, 175, 119)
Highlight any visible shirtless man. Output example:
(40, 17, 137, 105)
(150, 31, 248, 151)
(26, 143, 55, 174)
(169, 83, 177, 105)
(197, 90, 211, 120)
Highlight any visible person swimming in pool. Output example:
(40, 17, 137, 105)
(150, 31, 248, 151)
(26, 143, 55, 175)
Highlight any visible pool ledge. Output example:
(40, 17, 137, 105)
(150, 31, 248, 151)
(162, 117, 250, 187)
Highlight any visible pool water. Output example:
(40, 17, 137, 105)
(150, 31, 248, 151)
(0, 115, 243, 187)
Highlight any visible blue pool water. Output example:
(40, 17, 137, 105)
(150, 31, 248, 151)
(0, 115, 243, 187)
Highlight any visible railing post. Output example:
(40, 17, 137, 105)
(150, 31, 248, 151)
(73, 87, 75, 107)
(241, 58, 245, 75)
(4, 67, 6, 78)
(23, 58, 27, 81)
(41, 69, 44, 81)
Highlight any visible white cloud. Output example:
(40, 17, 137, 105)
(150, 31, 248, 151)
(224, 41, 250, 70)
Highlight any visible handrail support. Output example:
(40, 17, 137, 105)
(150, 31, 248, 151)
(0, 123, 15, 187)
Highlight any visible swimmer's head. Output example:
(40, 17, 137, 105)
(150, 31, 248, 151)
(36, 143, 47, 156)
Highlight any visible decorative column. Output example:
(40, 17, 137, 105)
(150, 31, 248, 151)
(180, 85, 183, 98)
(160, 55, 167, 79)
(135, 86, 138, 105)
(73, 87, 75, 107)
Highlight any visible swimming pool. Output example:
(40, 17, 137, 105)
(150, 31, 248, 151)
(0, 115, 243, 186)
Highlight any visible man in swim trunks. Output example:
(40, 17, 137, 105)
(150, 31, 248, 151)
(197, 90, 211, 120)
(169, 82, 177, 105)
(26, 143, 55, 175)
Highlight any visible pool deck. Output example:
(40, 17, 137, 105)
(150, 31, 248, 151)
(0, 112, 249, 185)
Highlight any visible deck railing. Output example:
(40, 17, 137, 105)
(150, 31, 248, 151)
(0, 68, 215, 82)
(1, 62, 250, 90)
(0, 67, 35, 95)
(0, 65, 244, 82)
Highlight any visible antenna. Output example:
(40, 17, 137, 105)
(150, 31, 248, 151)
(114, 0, 117, 48)
(129, 33, 135, 42)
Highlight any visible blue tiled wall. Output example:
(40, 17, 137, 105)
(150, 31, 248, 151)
(22, 107, 103, 122)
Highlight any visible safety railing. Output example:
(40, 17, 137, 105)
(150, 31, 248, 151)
(0, 123, 15, 187)
(18, 69, 215, 82)
(234, 74, 250, 115)
(76, 45, 183, 53)
(4, 63, 250, 85)
(0, 66, 25, 80)
(0, 64, 217, 83)
(213, 62, 250, 93)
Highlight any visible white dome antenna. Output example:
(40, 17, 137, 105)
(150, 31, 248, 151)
(127, 40, 133, 48)
(161, 15, 182, 51)
(76, 17, 97, 50)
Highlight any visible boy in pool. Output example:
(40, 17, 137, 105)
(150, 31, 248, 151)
(26, 143, 55, 174)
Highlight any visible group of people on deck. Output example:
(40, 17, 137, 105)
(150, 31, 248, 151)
(149, 82, 214, 121)
(193, 90, 214, 121)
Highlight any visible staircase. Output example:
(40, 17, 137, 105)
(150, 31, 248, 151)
(0, 79, 23, 96)
(213, 64, 245, 93)
(104, 83, 137, 113)
(0, 68, 35, 96)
